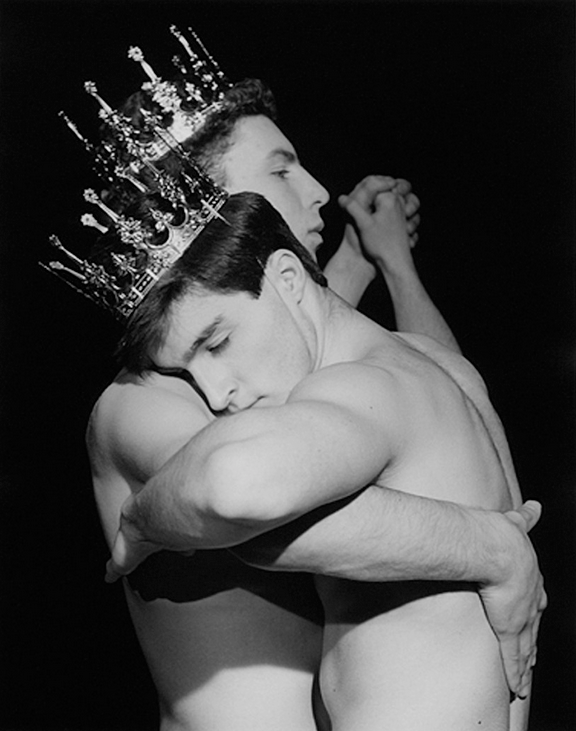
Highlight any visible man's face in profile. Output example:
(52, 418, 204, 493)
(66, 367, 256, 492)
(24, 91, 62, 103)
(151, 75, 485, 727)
(221, 115, 329, 256)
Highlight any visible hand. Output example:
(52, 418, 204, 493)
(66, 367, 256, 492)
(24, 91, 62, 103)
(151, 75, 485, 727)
(105, 493, 162, 583)
(478, 501, 547, 698)
(338, 175, 420, 276)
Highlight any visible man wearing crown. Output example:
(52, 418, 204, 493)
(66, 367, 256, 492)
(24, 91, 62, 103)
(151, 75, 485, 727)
(99, 189, 544, 731)
(46, 28, 544, 731)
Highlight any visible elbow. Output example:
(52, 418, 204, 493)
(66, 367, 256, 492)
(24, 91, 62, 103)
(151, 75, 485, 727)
(203, 444, 287, 528)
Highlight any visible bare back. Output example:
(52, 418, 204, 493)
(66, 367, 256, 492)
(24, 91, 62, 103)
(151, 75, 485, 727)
(88, 371, 325, 731)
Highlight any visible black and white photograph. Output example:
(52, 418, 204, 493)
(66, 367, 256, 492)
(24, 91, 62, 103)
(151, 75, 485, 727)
(1, 1, 574, 729)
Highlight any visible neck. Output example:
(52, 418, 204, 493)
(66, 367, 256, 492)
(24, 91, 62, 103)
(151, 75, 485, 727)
(308, 287, 381, 371)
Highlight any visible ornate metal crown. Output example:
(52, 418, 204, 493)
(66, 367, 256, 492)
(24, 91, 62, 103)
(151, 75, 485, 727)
(41, 26, 231, 320)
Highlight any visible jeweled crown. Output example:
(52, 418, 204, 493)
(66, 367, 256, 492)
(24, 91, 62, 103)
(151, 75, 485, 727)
(41, 26, 232, 320)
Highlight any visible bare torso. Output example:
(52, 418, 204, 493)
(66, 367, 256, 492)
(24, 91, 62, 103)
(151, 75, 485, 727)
(89, 318, 525, 731)
(315, 330, 521, 731)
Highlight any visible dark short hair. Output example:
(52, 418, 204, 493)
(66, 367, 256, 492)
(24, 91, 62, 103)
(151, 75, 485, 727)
(116, 191, 327, 374)
(115, 78, 277, 185)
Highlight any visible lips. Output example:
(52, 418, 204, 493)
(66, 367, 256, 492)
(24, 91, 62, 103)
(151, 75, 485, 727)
(307, 222, 324, 243)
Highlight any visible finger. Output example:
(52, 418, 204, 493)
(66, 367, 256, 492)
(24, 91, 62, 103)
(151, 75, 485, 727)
(345, 176, 397, 208)
(520, 501, 543, 532)
(409, 233, 419, 249)
(517, 668, 533, 700)
(338, 194, 375, 230)
(105, 558, 124, 583)
(499, 634, 522, 695)
(373, 191, 408, 224)
(342, 222, 361, 250)
(517, 635, 535, 700)
(391, 178, 412, 197)
(517, 626, 535, 688)
(373, 190, 403, 212)
(404, 193, 421, 218)
(406, 213, 421, 234)
(539, 586, 548, 612)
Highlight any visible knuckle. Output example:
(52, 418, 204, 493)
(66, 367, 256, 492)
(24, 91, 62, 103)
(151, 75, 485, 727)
(376, 191, 396, 206)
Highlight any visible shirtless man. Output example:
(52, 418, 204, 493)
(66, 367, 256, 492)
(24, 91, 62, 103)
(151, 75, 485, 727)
(87, 67, 478, 729)
(104, 191, 545, 729)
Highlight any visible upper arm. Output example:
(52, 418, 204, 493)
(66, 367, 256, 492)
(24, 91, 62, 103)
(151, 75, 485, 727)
(205, 363, 403, 524)
(87, 379, 214, 546)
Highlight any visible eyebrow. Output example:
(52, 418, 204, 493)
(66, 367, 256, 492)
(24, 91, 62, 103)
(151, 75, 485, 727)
(267, 147, 299, 165)
(181, 317, 223, 363)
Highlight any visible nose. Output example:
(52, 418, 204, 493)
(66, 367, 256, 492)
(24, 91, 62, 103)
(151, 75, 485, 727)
(191, 361, 237, 413)
(301, 167, 330, 210)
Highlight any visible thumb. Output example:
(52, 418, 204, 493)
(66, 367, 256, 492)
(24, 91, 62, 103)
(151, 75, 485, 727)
(338, 194, 372, 229)
(518, 500, 542, 532)
(505, 500, 542, 533)
(104, 557, 124, 584)
(341, 222, 361, 250)
(104, 529, 128, 583)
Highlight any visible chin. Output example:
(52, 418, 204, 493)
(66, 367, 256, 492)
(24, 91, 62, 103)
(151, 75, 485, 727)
(306, 232, 323, 256)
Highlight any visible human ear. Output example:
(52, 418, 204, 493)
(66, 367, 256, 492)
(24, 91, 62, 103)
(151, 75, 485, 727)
(266, 249, 307, 302)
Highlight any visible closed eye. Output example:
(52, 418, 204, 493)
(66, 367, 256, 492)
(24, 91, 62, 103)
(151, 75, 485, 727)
(206, 337, 230, 355)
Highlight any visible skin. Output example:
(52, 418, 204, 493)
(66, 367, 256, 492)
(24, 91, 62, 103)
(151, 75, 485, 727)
(220, 116, 459, 354)
(90, 116, 431, 731)
(105, 241, 545, 729)
(90, 117, 543, 730)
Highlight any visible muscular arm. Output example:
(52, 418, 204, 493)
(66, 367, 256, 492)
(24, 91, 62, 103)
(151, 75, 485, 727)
(104, 367, 545, 697)
(232, 485, 529, 582)
(109, 360, 536, 585)
(231, 487, 544, 700)
(111, 363, 395, 554)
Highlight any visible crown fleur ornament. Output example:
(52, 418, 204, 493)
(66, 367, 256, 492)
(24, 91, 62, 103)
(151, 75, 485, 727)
(41, 26, 231, 321)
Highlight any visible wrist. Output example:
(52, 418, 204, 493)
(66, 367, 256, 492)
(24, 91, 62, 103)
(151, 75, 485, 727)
(324, 241, 377, 303)
(473, 509, 521, 588)
(333, 237, 377, 279)
(375, 251, 418, 285)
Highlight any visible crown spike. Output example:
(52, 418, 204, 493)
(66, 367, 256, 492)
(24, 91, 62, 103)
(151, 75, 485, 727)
(84, 188, 121, 224)
(49, 234, 85, 267)
(84, 81, 114, 115)
(58, 111, 87, 145)
(128, 46, 159, 83)
(169, 26, 197, 61)
(185, 26, 225, 79)
(115, 167, 149, 193)
(171, 54, 187, 75)
(81, 213, 109, 234)
(45, 260, 87, 282)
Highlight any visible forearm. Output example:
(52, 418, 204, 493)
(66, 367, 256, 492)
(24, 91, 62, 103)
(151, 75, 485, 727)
(125, 438, 284, 551)
(323, 239, 376, 307)
(381, 261, 461, 353)
(233, 485, 519, 585)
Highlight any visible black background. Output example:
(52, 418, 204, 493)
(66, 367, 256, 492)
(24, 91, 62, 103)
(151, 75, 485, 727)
(1, 1, 574, 729)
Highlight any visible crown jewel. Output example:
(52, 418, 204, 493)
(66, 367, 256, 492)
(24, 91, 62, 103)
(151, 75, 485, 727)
(41, 27, 231, 320)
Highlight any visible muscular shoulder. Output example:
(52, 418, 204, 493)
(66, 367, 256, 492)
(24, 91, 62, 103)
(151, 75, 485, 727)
(88, 369, 214, 484)
(287, 358, 410, 449)
(395, 332, 489, 398)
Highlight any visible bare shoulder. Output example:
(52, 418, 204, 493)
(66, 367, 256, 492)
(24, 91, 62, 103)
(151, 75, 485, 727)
(288, 357, 405, 423)
(289, 330, 491, 436)
(88, 370, 214, 484)
(395, 332, 489, 397)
